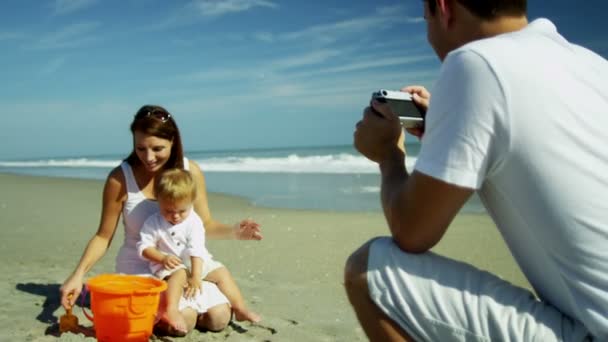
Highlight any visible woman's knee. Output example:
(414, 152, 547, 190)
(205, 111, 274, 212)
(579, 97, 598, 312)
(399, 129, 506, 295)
(197, 304, 231, 332)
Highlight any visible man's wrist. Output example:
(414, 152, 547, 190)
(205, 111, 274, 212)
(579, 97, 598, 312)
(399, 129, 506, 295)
(378, 151, 407, 174)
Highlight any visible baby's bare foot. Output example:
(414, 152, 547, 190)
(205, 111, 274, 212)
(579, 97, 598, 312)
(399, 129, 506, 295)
(161, 309, 188, 334)
(233, 308, 261, 323)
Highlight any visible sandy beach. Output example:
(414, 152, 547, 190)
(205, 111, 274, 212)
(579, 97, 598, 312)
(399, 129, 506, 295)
(0, 172, 530, 341)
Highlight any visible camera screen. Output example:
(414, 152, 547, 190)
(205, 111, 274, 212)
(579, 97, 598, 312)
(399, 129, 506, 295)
(386, 99, 424, 119)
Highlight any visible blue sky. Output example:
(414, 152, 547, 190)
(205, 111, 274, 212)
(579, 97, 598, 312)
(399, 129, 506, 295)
(1, 0, 606, 160)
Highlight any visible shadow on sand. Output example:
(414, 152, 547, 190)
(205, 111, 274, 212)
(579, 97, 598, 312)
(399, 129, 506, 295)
(15, 282, 94, 337)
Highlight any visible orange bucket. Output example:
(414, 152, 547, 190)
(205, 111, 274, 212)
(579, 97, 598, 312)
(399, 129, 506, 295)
(85, 274, 167, 342)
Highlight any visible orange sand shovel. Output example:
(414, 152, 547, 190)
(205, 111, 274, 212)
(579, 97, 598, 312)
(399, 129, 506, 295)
(59, 294, 79, 334)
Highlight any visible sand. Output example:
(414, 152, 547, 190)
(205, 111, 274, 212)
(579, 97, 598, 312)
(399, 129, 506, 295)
(0, 172, 530, 341)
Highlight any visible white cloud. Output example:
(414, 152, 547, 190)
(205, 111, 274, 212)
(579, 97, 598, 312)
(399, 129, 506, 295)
(147, 0, 278, 31)
(184, 68, 261, 82)
(281, 17, 385, 42)
(41, 57, 67, 74)
(272, 49, 342, 70)
(29, 22, 100, 50)
(53, 0, 98, 15)
(166, 67, 438, 117)
(180, 49, 343, 83)
(314, 55, 435, 74)
(192, 0, 278, 17)
(253, 31, 274, 43)
(277, 6, 421, 45)
(376, 4, 424, 22)
(0, 32, 25, 41)
(169, 3, 435, 108)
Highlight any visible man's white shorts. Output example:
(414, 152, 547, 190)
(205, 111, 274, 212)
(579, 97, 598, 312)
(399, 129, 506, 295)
(367, 237, 592, 341)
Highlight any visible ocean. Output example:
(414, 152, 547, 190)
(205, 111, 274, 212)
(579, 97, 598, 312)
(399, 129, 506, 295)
(0, 143, 485, 213)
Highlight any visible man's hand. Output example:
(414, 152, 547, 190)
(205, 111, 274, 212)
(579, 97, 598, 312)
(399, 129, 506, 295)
(354, 97, 405, 164)
(162, 255, 183, 270)
(402, 85, 431, 138)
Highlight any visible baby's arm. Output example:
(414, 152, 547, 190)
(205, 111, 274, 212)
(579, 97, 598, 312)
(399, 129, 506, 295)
(142, 247, 183, 270)
(138, 218, 182, 269)
(184, 256, 203, 298)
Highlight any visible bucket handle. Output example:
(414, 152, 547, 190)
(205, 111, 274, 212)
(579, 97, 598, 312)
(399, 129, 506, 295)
(80, 285, 94, 322)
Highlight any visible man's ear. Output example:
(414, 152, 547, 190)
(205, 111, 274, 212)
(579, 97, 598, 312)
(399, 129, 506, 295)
(435, 0, 453, 29)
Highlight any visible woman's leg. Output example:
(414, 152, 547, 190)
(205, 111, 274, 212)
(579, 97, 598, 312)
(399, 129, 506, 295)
(196, 303, 232, 332)
(205, 267, 261, 322)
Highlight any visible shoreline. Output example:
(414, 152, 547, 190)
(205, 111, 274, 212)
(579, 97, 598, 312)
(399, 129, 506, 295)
(0, 173, 528, 341)
(0, 170, 487, 214)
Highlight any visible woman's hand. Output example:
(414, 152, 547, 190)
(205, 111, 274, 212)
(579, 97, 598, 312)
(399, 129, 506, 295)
(162, 255, 183, 270)
(60, 273, 84, 310)
(402, 85, 431, 139)
(184, 277, 202, 299)
(233, 219, 263, 240)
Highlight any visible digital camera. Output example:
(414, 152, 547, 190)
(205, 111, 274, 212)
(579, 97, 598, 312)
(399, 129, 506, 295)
(372, 89, 425, 128)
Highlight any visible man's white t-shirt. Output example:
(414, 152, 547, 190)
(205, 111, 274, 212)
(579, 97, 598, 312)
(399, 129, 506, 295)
(415, 18, 608, 339)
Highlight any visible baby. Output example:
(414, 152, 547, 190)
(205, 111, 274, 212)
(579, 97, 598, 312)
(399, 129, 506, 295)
(137, 168, 260, 333)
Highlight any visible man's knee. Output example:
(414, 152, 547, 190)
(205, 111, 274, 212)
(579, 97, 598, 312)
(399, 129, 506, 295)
(344, 238, 378, 297)
(197, 304, 231, 332)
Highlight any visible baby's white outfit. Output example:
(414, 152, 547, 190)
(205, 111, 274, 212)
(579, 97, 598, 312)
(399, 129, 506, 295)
(137, 209, 221, 279)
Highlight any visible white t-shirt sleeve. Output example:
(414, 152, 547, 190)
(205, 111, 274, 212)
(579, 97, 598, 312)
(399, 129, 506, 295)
(415, 49, 508, 189)
(137, 215, 159, 259)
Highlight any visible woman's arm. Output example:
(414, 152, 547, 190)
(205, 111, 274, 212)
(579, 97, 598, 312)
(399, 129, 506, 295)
(60, 167, 126, 309)
(189, 160, 262, 240)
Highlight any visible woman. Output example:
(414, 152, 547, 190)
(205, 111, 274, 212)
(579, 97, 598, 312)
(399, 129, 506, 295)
(60, 105, 262, 335)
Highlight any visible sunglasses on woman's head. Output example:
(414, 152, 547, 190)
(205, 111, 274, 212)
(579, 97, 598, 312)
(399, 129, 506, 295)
(135, 108, 172, 123)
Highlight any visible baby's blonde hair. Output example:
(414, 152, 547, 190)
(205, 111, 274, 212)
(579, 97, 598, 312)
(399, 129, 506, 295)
(154, 168, 197, 202)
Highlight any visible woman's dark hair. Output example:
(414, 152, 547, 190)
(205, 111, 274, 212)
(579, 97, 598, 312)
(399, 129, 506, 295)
(125, 105, 184, 170)
(426, 0, 526, 19)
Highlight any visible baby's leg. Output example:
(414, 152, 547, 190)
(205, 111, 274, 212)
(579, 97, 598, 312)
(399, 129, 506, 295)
(163, 269, 189, 333)
(205, 267, 261, 322)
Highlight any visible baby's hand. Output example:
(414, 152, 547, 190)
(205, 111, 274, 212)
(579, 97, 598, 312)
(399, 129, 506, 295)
(162, 255, 183, 270)
(184, 277, 202, 299)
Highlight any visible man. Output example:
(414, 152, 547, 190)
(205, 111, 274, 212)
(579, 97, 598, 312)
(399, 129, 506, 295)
(346, 0, 608, 341)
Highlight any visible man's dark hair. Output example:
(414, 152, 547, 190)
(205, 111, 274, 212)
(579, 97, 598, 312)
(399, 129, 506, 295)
(426, 0, 527, 19)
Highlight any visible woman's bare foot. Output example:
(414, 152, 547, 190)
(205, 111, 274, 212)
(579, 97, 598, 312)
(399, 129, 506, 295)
(233, 307, 261, 323)
(161, 309, 188, 334)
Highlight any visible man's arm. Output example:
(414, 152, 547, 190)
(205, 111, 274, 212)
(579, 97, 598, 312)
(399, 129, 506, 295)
(381, 163, 473, 253)
(355, 93, 474, 254)
(383, 55, 504, 252)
